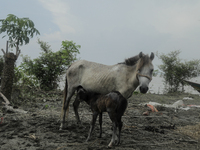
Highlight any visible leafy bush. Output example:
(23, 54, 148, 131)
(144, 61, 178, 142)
(157, 50, 200, 93)
(19, 39, 80, 90)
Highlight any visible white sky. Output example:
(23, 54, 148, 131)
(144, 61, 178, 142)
(1, 0, 200, 70)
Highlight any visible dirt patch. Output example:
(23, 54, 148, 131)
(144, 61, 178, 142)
(0, 93, 200, 150)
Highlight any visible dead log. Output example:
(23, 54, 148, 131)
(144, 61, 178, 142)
(0, 92, 27, 114)
(0, 92, 10, 105)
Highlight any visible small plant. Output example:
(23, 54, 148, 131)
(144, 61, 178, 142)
(44, 104, 49, 109)
(133, 91, 140, 95)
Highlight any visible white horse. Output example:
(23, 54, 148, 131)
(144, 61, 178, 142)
(60, 52, 154, 129)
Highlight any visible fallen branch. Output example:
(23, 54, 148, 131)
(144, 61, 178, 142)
(2, 105, 28, 114)
(0, 92, 10, 105)
(0, 92, 27, 114)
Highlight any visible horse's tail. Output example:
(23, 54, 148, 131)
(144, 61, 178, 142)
(61, 75, 69, 119)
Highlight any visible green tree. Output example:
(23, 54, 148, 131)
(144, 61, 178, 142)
(0, 14, 40, 102)
(19, 39, 80, 90)
(157, 50, 200, 93)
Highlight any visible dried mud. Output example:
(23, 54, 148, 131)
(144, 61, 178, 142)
(1, 93, 200, 150)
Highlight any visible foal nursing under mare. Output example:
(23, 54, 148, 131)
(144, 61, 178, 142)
(77, 87, 127, 147)
(60, 52, 154, 129)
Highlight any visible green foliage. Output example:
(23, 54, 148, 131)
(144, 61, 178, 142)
(157, 50, 200, 93)
(0, 14, 40, 47)
(14, 65, 40, 88)
(19, 39, 80, 90)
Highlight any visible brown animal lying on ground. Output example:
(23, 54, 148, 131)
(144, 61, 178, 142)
(76, 87, 128, 147)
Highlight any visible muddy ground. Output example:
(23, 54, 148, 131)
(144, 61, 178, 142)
(1, 92, 200, 150)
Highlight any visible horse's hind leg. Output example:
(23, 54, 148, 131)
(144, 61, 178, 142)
(60, 89, 75, 130)
(73, 94, 81, 124)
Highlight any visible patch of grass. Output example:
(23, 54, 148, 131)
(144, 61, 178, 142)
(176, 123, 200, 141)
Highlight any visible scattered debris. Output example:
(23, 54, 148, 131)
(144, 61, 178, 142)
(187, 105, 200, 108)
(0, 117, 3, 124)
(144, 126, 164, 134)
(143, 111, 149, 116)
(183, 97, 193, 100)
(147, 104, 158, 112)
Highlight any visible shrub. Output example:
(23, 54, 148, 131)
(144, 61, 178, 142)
(157, 50, 200, 93)
(19, 39, 80, 90)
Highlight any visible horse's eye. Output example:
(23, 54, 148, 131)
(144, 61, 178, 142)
(150, 69, 154, 73)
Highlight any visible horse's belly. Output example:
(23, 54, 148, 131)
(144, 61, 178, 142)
(80, 74, 116, 93)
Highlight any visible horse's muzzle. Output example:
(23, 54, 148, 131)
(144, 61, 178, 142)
(139, 86, 149, 94)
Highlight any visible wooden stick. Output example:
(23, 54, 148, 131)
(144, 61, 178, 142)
(6, 41, 8, 54)
(1, 49, 6, 56)
(3, 105, 27, 114)
(16, 48, 20, 60)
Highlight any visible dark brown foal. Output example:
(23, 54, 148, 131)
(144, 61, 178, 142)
(76, 87, 127, 147)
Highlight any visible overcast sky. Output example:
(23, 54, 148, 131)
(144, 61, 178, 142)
(1, 0, 200, 70)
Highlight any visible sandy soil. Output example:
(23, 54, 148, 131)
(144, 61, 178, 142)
(1, 92, 200, 150)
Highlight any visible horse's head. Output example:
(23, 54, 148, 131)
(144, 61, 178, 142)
(136, 52, 154, 94)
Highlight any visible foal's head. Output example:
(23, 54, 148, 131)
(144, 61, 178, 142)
(77, 87, 100, 103)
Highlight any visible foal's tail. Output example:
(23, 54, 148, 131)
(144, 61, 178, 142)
(61, 76, 69, 119)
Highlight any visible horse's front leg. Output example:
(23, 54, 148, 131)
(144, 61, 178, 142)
(73, 94, 81, 124)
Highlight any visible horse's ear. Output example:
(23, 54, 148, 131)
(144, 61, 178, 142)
(139, 52, 143, 58)
(150, 52, 154, 60)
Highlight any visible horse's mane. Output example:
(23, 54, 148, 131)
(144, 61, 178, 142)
(119, 53, 143, 66)
(119, 53, 151, 68)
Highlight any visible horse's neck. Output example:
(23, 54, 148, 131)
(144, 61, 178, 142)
(126, 65, 138, 84)
(120, 65, 139, 98)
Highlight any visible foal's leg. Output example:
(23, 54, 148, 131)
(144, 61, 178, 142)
(98, 112, 102, 138)
(108, 121, 117, 148)
(60, 89, 75, 130)
(116, 116, 123, 145)
(108, 112, 117, 147)
(86, 112, 98, 142)
(73, 94, 81, 124)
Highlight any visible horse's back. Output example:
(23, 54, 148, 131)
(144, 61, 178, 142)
(67, 60, 121, 93)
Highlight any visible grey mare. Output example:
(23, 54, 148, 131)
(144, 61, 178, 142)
(60, 52, 154, 129)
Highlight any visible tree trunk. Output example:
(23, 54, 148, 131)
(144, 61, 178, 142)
(0, 52, 16, 102)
